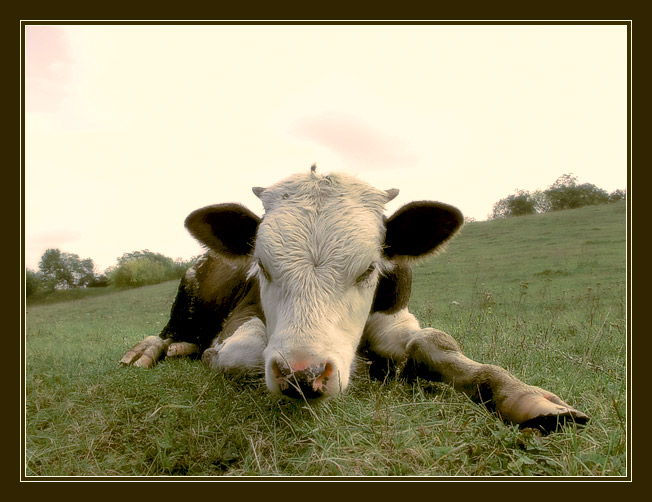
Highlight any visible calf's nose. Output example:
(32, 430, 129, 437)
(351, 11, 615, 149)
(271, 359, 334, 399)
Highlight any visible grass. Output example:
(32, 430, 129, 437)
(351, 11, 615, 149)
(23, 201, 627, 477)
(27, 284, 122, 306)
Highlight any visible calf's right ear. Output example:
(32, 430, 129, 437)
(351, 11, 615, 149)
(185, 203, 260, 258)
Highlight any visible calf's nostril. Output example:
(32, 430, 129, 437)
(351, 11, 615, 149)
(272, 360, 334, 399)
(271, 359, 289, 379)
(313, 362, 333, 392)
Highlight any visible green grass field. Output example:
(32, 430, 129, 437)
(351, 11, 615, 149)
(24, 201, 627, 477)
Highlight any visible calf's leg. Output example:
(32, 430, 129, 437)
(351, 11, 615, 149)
(363, 310, 588, 432)
(120, 336, 171, 368)
(120, 336, 200, 368)
(202, 317, 267, 374)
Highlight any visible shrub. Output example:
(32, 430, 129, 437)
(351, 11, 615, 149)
(489, 174, 625, 219)
(608, 189, 626, 203)
(25, 269, 41, 297)
(109, 257, 167, 288)
(544, 174, 610, 211)
(490, 190, 537, 219)
(108, 250, 193, 288)
(87, 275, 110, 288)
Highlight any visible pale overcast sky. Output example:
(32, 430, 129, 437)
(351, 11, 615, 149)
(24, 23, 628, 273)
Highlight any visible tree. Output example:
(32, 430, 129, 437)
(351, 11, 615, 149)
(38, 248, 96, 290)
(489, 174, 624, 220)
(550, 173, 579, 189)
(531, 189, 552, 214)
(544, 174, 609, 211)
(74, 257, 97, 287)
(39, 249, 72, 290)
(490, 189, 537, 219)
(608, 189, 626, 203)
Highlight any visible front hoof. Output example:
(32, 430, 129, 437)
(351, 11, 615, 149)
(519, 412, 588, 433)
(166, 342, 200, 358)
(120, 336, 170, 368)
(503, 390, 589, 433)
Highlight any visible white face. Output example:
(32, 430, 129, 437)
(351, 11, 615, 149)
(251, 172, 394, 398)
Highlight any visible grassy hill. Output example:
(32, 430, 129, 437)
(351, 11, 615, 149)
(24, 201, 627, 477)
(410, 201, 626, 386)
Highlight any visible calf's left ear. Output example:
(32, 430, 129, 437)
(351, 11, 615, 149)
(384, 201, 464, 260)
(185, 203, 260, 258)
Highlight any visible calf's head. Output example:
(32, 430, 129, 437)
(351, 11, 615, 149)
(186, 170, 463, 399)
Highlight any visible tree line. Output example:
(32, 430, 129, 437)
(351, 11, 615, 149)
(26, 248, 197, 298)
(489, 174, 625, 220)
(25, 173, 625, 297)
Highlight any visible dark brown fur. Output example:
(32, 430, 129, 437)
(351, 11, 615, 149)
(159, 254, 262, 350)
(159, 252, 413, 349)
(158, 201, 463, 353)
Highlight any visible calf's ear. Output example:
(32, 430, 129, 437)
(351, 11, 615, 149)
(384, 201, 464, 260)
(185, 203, 260, 258)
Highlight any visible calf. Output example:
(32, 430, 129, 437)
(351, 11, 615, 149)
(121, 167, 588, 431)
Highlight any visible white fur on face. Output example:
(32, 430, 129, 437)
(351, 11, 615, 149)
(250, 172, 394, 397)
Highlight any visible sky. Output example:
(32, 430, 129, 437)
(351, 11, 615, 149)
(24, 23, 628, 274)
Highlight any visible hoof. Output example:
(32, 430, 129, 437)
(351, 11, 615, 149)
(502, 389, 589, 433)
(519, 412, 588, 433)
(120, 336, 170, 368)
(166, 342, 200, 358)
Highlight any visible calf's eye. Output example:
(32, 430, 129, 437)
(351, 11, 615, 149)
(356, 264, 377, 285)
(257, 260, 272, 282)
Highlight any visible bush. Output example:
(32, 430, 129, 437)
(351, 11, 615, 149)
(87, 275, 110, 288)
(544, 174, 609, 211)
(489, 174, 625, 220)
(107, 250, 193, 288)
(608, 189, 626, 203)
(26, 269, 41, 297)
(108, 258, 167, 288)
(490, 190, 537, 219)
